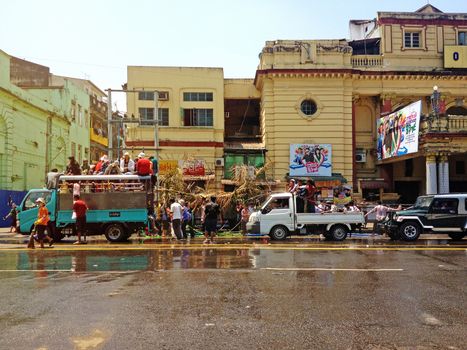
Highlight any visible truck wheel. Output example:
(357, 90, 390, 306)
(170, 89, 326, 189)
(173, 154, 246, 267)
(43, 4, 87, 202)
(399, 221, 421, 241)
(105, 224, 127, 242)
(269, 225, 289, 240)
(329, 225, 348, 241)
(448, 233, 465, 241)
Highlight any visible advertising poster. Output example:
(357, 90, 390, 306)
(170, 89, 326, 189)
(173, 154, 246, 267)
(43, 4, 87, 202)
(159, 160, 178, 175)
(289, 144, 332, 177)
(376, 100, 421, 160)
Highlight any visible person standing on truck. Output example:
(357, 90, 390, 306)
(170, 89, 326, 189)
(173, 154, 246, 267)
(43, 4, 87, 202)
(73, 195, 88, 244)
(169, 198, 183, 240)
(66, 156, 82, 175)
(305, 179, 317, 213)
(204, 196, 220, 244)
(364, 201, 401, 235)
(136, 153, 153, 176)
(120, 152, 135, 174)
(28, 198, 53, 249)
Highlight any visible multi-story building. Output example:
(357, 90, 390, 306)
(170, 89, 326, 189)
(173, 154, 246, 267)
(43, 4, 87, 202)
(255, 4, 467, 202)
(126, 5, 466, 200)
(50, 76, 108, 162)
(125, 66, 225, 189)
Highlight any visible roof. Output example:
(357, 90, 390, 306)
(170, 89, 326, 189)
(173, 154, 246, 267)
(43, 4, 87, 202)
(415, 4, 443, 13)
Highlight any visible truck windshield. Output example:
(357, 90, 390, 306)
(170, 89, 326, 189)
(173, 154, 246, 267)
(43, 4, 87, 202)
(413, 196, 433, 209)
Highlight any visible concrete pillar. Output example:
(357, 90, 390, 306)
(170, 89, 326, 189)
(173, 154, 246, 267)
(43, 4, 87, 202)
(438, 154, 450, 194)
(426, 154, 438, 195)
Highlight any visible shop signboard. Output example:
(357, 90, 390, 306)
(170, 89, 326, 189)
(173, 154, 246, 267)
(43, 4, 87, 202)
(180, 159, 205, 176)
(289, 144, 332, 177)
(159, 160, 178, 175)
(376, 100, 421, 160)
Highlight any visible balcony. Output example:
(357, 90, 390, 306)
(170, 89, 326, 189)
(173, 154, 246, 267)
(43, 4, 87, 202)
(420, 115, 467, 134)
(351, 55, 383, 68)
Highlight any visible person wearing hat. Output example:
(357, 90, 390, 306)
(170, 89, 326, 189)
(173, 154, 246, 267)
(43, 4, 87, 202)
(120, 152, 135, 174)
(66, 156, 82, 175)
(27, 198, 53, 249)
(136, 152, 153, 176)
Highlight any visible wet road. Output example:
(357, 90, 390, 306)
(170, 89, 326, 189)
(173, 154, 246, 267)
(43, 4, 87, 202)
(0, 235, 465, 349)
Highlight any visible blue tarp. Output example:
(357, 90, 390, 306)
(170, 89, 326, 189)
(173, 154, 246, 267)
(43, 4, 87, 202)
(0, 190, 27, 228)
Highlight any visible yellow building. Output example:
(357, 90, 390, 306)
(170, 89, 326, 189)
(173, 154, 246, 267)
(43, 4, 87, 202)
(255, 4, 467, 202)
(125, 66, 225, 188)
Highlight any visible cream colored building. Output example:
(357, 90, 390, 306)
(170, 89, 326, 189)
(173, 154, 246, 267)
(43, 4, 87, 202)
(126, 66, 225, 188)
(255, 4, 467, 202)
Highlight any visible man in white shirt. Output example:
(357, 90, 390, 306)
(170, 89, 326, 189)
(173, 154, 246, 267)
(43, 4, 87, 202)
(170, 198, 183, 240)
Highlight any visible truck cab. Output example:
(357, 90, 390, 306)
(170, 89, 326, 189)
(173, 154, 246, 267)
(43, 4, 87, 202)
(17, 189, 54, 236)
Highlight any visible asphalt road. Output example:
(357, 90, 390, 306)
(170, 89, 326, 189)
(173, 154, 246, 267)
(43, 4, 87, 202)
(0, 234, 465, 350)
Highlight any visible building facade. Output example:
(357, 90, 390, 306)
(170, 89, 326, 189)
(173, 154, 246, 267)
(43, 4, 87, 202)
(255, 4, 467, 202)
(125, 66, 225, 188)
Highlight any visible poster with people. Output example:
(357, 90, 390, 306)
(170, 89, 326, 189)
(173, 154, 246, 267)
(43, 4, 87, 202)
(289, 144, 332, 177)
(376, 100, 421, 160)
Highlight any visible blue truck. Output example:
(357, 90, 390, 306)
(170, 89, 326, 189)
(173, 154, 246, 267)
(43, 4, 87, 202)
(17, 175, 153, 242)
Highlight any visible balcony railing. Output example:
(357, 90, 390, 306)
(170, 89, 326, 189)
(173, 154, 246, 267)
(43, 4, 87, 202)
(351, 55, 383, 68)
(420, 115, 467, 133)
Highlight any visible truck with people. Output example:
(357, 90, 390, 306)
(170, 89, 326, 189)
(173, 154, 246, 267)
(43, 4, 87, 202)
(16, 174, 153, 242)
(246, 192, 365, 240)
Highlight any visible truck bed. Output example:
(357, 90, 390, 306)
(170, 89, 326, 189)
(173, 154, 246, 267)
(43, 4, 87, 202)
(296, 212, 365, 225)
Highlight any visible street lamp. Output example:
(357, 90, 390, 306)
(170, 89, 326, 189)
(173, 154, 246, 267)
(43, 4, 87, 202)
(430, 85, 441, 131)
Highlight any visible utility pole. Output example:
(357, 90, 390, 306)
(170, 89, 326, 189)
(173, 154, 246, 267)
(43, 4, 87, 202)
(106, 89, 113, 160)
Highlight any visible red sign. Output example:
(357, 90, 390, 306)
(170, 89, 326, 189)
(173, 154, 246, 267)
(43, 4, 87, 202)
(181, 160, 205, 176)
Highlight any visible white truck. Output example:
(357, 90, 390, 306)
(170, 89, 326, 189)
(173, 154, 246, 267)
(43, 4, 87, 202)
(246, 192, 365, 241)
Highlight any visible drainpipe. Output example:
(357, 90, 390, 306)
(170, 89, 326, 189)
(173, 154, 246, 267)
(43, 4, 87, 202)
(351, 101, 357, 191)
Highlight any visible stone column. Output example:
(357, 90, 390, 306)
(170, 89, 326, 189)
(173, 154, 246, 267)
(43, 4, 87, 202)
(438, 154, 450, 194)
(426, 154, 438, 195)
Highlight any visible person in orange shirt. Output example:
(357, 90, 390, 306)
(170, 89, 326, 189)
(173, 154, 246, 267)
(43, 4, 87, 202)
(27, 198, 54, 249)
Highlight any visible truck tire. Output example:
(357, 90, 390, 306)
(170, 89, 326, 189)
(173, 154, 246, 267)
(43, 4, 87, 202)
(105, 223, 127, 242)
(269, 225, 289, 240)
(399, 221, 421, 241)
(329, 225, 348, 241)
(448, 233, 465, 241)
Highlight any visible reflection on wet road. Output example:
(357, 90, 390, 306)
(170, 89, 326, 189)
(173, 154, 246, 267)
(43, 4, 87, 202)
(0, 237, 465, 273)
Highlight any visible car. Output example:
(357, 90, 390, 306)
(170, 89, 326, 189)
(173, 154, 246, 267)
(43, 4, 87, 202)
(385, 194, 467, 241)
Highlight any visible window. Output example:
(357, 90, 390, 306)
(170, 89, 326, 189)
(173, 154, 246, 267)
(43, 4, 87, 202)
(300, 100, 317, 116)
(84, 110, 89, 127)
(404, 31, 421, 48)
(78, 105, 83, 126)
(183, 108, 213, 126)
(138, 91, 155, 100)
(139, 108, 154, 125)
(71, 104, 76, 121)
(431, 198, 458, 214)
(71, 142, 76, 157)
(23, 191, 51, 210)
(158, 108, 169, 126)
(183, 92, 213, 102)
(459, 31, 467, 45)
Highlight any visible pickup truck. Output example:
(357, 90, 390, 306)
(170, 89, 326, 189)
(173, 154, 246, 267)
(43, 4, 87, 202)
(385, 193, 467, 241)
(246, 192, 365, 241)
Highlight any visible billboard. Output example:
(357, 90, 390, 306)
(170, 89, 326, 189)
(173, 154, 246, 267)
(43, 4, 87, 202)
(180, 159, 205, 176)
(376, 100, 421, 161)
(289, 144, 332, 177)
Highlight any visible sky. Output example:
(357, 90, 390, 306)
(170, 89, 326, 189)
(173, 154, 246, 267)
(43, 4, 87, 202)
(2, 0, 466, 110)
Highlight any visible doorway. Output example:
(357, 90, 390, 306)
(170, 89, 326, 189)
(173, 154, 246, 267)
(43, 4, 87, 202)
(395, 181, 421, 204)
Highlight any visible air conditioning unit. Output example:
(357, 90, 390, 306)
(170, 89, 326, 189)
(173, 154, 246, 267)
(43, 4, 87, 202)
(215, 158, 224, 167)
(158, 91, 169, 101)
(355, 150, 367, 163)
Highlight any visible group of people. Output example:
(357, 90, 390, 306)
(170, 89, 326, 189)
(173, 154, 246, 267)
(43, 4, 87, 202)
(287, 178, 318, 213)
(154, 196, 220, 244)
(64, 152, 157, 177)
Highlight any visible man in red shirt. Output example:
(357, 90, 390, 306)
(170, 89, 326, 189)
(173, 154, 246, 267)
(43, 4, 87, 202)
(136, 152, 153, 176)
(73, 195, 88, 244)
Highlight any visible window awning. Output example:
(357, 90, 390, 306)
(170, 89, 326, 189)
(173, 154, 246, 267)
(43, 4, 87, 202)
(359, 180, 389, 189)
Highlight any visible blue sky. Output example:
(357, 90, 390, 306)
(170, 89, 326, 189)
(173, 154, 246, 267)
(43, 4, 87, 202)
(1, 0, 466, 109)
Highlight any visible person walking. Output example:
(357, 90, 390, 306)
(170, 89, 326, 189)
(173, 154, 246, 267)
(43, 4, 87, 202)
(365, 201, 401, 235)
(203, 196, 220, 243)
(169, 198, 183, 240)
(28, 198, 53, 249)
(179, 199, 192, 239)
(73, 195, 88, 244)
(3, 203, 18, 232)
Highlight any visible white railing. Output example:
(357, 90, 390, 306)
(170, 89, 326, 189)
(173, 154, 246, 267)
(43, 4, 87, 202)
(351, 55, 383, 68)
